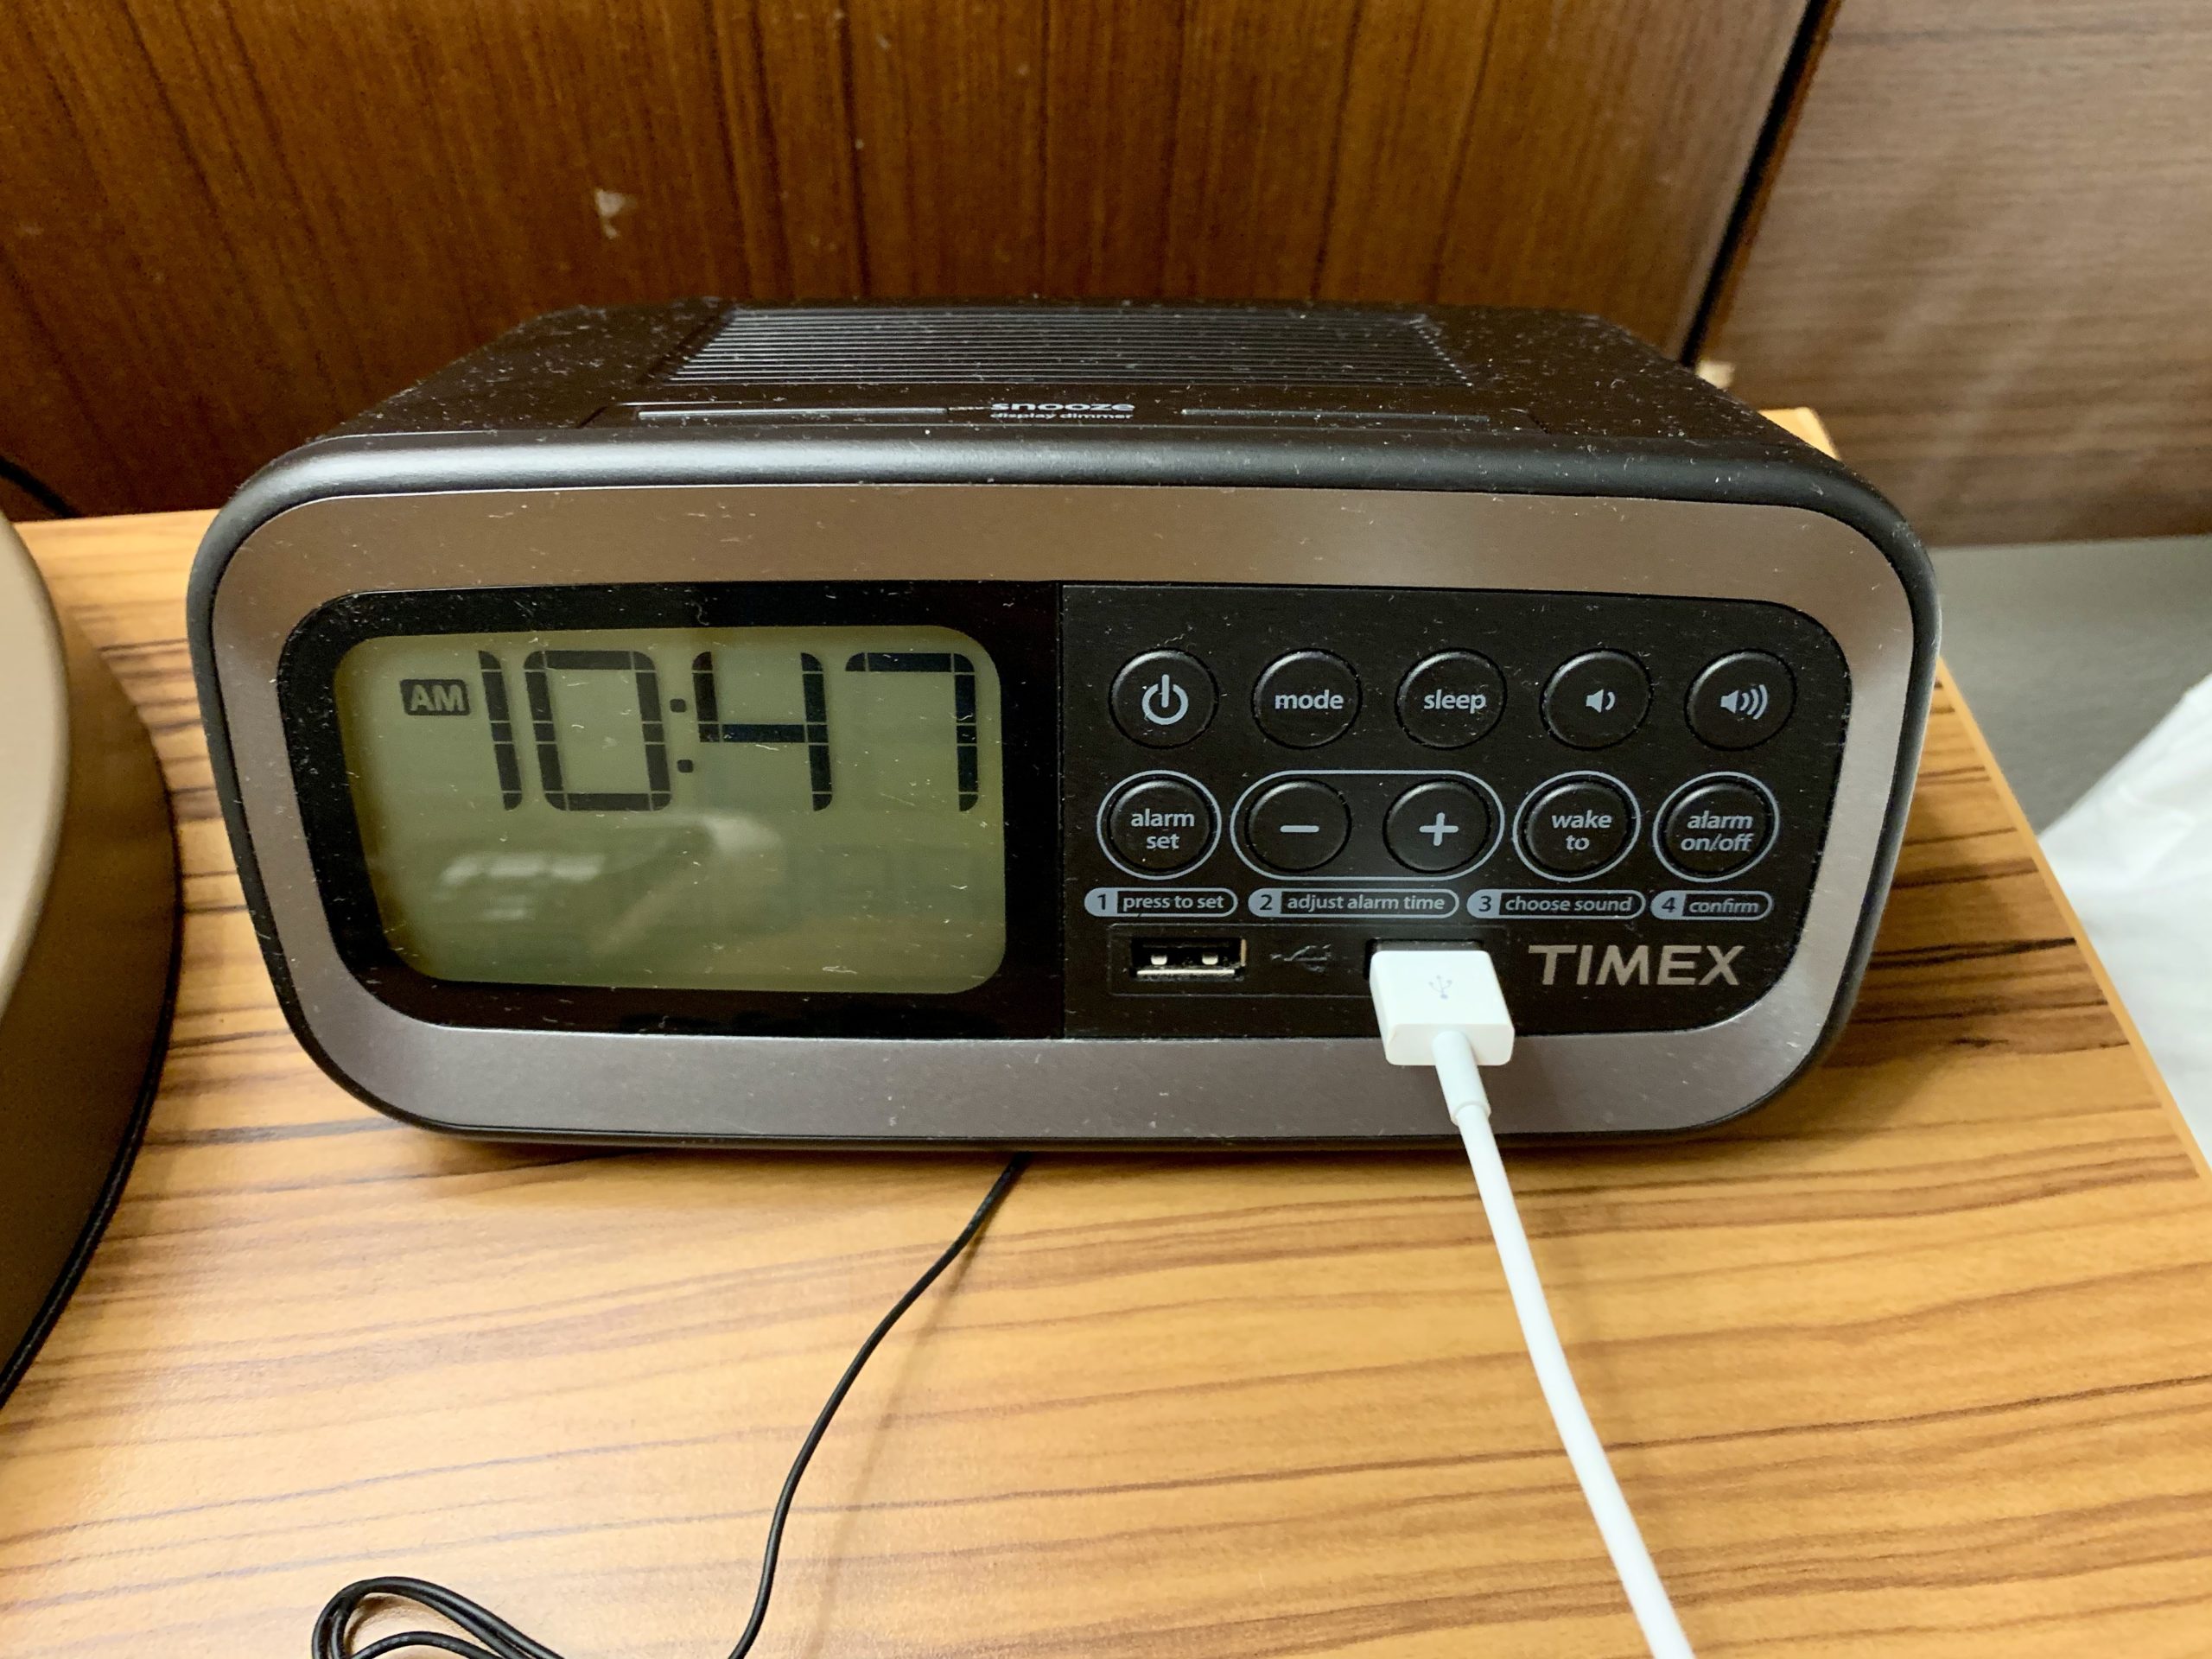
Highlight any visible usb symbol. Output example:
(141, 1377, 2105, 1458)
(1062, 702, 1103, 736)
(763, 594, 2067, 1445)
(1141, 672, 1191, 727)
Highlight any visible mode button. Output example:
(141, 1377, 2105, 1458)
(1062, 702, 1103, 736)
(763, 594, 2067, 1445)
(1254, 651, 1361, 747)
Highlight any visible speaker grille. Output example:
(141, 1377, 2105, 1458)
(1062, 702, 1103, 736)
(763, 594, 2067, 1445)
(663, 306, 1472, 388)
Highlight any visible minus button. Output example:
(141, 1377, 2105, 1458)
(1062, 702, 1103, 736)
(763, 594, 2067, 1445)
(1244, 779, 1351, 874)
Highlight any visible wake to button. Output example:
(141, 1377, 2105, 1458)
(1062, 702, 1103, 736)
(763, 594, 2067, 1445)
(1521, 778, 1635, 876)
(1103, 776, 1217, 874)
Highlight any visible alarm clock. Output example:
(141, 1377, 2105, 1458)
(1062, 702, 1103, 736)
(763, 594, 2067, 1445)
(188, 302, 1935, 1144)
(2, 519, 176, 1405)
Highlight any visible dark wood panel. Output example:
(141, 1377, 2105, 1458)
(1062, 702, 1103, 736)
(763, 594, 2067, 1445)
(1712, 0, 2212, 545)
(849, 0, 1049, 294)
(1437, 0, 1804, 342)
(3, 0, 316, 516)
(1158, 0, 1366, 297)
(0, 258, 124, 518)
(1041, 0, 1189, 295)
(1318, 0, 1503, 300)
(0, 0, 1808, 516)
(729, 1, 868, 295)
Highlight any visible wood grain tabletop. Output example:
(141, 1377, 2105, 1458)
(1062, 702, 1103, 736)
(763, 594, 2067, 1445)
(5, 502, 2212, 1658)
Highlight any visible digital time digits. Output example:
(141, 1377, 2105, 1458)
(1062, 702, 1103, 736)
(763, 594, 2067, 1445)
(463, 644, 982, 815)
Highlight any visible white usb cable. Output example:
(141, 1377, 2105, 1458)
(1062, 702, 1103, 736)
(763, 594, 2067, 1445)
(1370, 948, 1695, 1659)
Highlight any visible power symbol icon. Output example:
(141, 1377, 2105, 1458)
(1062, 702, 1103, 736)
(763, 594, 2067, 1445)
(1112, 651, 1216, 747)
(1141, 673, 1191, 727)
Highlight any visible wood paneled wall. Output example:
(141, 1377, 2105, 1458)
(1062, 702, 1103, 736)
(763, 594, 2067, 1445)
(0, 0, 1805, 516)
(1710, 0, 2212, 546)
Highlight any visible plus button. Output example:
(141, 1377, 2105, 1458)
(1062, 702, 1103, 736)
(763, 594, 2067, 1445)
(1385, 779, 1491, 874)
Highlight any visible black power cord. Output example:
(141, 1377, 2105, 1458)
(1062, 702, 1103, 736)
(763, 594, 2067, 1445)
(312, 1154, 1032, 1659)
(0, 452, 84, 519)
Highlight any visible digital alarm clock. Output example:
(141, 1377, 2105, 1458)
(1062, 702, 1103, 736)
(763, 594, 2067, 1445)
(188, 302, 1936, 1143)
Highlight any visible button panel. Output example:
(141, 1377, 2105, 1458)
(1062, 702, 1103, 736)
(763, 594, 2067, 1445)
(1062, 583, 1851, 1042)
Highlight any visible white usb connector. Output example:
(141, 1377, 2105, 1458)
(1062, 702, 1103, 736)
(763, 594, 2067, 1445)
(1370, 946, 1694, 1659)
(1367, 947, 1516, 1070)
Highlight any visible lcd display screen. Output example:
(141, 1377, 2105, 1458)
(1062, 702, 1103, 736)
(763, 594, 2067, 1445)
(333, 626, 1007, 994)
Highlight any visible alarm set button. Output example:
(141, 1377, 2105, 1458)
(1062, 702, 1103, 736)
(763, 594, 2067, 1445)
(1103, 776, 1216, 873)
(1385, 780, 1491, 874)
(1659, 779, 1776, 876)
(1521, 777, 1635, 875)
(1244, 779, 1351, 872)
(1396, 652, 1506, 747)
(1687, 652, 1795, 748)
(1542, 651, 1650, 749)
(1110, 651, 1217, 747)
(1253, 652, 1361, 747)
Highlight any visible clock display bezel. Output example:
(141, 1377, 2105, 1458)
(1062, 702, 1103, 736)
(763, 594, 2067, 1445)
(276, 579, 1065, 1040)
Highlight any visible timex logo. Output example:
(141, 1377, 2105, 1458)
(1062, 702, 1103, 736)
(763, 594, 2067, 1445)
(1528, 943, 1743, 988)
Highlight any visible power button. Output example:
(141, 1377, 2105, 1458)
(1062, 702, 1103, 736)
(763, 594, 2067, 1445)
(1110, 651, 1218, 747)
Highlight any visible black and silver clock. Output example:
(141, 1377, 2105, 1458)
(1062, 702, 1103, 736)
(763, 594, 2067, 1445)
(188, 302, 1936, 1144)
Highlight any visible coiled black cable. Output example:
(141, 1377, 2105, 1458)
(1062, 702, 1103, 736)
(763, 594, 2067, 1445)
(312, 1154, 1032, 1659)
(0, 452, 82, 518)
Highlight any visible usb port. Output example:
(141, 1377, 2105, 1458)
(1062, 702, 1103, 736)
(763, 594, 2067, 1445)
(1130, 937, 1247, 981)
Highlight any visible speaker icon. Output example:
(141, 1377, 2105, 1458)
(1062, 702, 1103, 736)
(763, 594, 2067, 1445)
(1584, 687, 1617, 714)
(1718, 683, 1770, 721)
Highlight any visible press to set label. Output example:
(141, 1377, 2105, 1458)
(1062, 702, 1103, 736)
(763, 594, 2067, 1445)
(1084, 887, 1238, 918)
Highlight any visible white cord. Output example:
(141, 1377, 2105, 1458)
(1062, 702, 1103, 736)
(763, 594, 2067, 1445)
(1371, 950, 1694, 1659)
